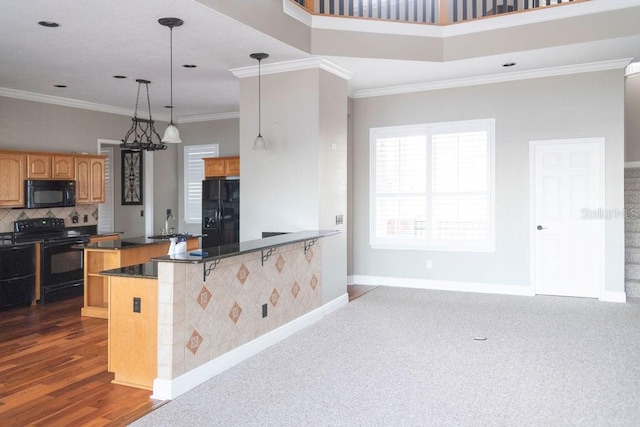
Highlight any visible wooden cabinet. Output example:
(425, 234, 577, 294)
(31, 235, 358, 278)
(52, 155, 75, 179)
(108, 276, 157, 389)
(26, 153, 74, 179)
(76, 156, 105, 204)
(0, 152, 26, 207)
(82, 238, 199, 319)
(26, 154, 51, 179)
(204, 156, 240, 178)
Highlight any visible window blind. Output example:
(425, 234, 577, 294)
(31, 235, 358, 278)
(370, 119, 494, 252)
(97, 147, 113, 234)
(183, 144, 219, 224)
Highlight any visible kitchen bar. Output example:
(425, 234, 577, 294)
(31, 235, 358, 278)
(81, 235, 201, 319)
(100, 230, 338, 397)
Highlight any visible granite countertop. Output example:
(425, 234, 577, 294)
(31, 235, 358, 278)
(152, 230, 340, 265)
(100, 262, 158, 279)
(81, 234, 203, 250)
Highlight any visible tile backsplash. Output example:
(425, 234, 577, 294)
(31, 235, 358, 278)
(0, 205, 99, 232)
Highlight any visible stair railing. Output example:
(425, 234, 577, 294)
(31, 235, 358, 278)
(292, 0, 585, 24)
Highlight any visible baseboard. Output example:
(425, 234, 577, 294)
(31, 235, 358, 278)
(323, 292, 349, 315)
(350, 275, 534, 296)
(152, 293, 349, 400)
(601, 290, 627, 303)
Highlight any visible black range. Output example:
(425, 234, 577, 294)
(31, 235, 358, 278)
(11, 218, 95, 304)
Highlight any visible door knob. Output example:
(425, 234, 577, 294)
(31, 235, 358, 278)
(536, 225, 547, 230)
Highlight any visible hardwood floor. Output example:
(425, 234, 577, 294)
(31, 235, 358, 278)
(0, 297, 165, 426)
(0, 286, 375, 425)
(347, 284, 377, 301)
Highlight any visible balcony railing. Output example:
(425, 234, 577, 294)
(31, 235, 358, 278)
(292, 0, 584, 25)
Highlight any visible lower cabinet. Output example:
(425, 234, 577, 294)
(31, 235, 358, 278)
(108, 276, 157, 389)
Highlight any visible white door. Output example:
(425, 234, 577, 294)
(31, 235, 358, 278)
(531, 139, 604, 298)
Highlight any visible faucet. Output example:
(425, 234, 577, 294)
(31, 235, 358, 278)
(162, 209, 175, 236)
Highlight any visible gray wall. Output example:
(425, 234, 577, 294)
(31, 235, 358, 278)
(351, 69, 625, 293)
(239, 67, 348, 303)
(626, 74, 640, 162)
(177, 118, 240, 235)
(0, 96, 181, 237)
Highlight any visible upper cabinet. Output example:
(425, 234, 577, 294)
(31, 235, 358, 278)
(0, 152, 26, 207)
(0, 150, 105, 208)
(26, 154, 51, 179)
(76, 156, 105, 204)
(27, 153, 76, 180)
(52, 155, 75, 180)
(204, 156, 240, 178)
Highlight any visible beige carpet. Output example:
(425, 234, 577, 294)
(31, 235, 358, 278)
(133, 287, 640, 426)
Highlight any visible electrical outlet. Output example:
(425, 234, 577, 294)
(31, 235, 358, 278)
(167, 209, 172, 215)
(140, 210, 144, 217)
(71, 215, 79, 224)
(133, 297, 141, 313)
(262, 303, 268, 318)
(83, 214, 88, 223)
(336, 214, 343, 225)
(426, 260, 433, 269)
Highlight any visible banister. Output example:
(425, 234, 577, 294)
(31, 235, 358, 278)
(291, 0, 585, 25)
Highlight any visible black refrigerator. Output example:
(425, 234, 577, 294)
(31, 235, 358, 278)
(202, 178, 240, 248)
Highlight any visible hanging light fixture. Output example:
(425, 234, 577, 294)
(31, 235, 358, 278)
(120, 79, 167, 151)
(250, 53, 269, 150)
(159, 17, 184, 144)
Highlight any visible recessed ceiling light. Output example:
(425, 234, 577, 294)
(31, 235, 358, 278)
(38, 21, 60, 28)
(182, 64, 197, 68)
(113, 75, 127, 79)
(503, 62, 517, 67)
(54, 84, 67, 88)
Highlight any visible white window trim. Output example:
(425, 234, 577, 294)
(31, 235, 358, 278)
(183, 144, 219, 224)
(369, 118, 495, 253)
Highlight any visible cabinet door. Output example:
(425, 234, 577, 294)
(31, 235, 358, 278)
(90, 158, 105, 203)
(204, 158, 226, 177)
(75, 157, 91, 204)
(52, 155, 75, 180)
(225, 157, 240, 176)
(27, 154, 51, 179)
(0, 153, 25, 207)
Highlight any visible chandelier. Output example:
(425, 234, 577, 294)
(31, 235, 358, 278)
(120, 79, 167, 151)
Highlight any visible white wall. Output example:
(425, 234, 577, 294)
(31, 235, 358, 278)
(351, 69, 625, 293)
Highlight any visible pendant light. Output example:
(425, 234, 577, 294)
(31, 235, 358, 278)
(250, 53, 269, 150)
(159, 17, 184, 144)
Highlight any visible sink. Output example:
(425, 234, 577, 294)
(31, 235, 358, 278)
(147, 233, 192, 240)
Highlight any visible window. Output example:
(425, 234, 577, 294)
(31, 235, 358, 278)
(183, 144, 219, 224)
(370, 119, 495, 252)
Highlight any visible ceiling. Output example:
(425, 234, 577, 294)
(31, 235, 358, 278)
(1, 0, 640, 121)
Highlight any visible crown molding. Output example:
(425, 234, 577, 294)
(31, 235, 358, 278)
(230, 57, 353, 80)
(0, 87, 172, 122)
(179, 111, 240, 123)
(626, 62, 640, 77)
(353, 58, 633, 99)
(0, 87, 242, 124)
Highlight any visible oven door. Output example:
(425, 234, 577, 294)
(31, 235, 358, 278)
(40, 239, 85, 303)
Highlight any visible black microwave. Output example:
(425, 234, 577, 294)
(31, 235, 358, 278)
(24, 180, 76, 209)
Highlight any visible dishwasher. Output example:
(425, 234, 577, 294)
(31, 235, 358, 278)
(0, 243, 35, 311)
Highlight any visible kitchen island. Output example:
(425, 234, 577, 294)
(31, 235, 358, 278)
(100, 230, 339, 396)
(81, 235, 200, 318)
